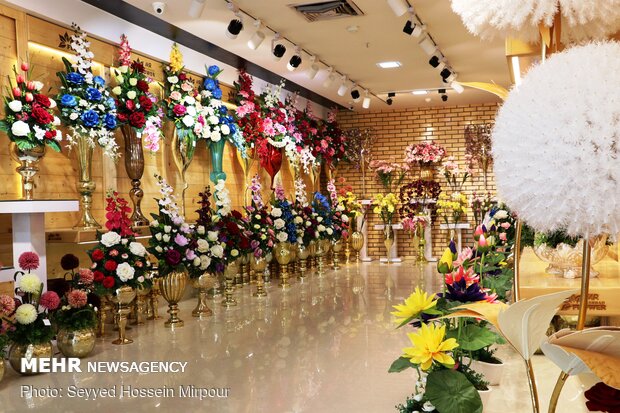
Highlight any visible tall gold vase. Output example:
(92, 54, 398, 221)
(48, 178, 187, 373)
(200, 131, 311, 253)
(171, 129, 194, 217)
(10, 143, 45, 200)
(132, 284, 151, 325)
(251, 255, 268, 298)
(332, 239, 343, 270)
(192, 273, 215, 317)
(297, 243, 310, 279)
(147, 277, 162, 320)
(109, 286, 137, 345)
(159, 270, 188, 327)
(222, 262, 239, 307)
(74, 135, 100, 230)
(351, 231, 364, 262)
(274, 242, 293, 288)
(121, 125, 148, 226)
(384, 224, 394, 263)
(315, 239, 330, 277)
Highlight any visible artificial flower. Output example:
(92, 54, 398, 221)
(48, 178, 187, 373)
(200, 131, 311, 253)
(18, 251, 40, 271)
(403, 322, 459, 371)
(39, 291, 60, 310)
(392, 287, 438, 326)
(19, 273, 42, 294)
(15, 304, 38, 325)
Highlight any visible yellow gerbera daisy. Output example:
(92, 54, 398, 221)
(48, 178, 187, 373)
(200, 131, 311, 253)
(403, 323, 458, 371)
(391, 287, 437, 326)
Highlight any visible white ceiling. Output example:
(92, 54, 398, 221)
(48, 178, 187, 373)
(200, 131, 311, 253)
(123, 0, 510, 109)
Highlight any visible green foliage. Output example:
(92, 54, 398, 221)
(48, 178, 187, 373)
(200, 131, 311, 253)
(534, 229, 580, 248)
(482, 267, 514, 301)
(0, 326, 9, 359)
(0, 119, 8, 132)
(396, 393, 438, 413)
(470, 346, 503, 364)
(458, 363, 490, 391)
(446, 324, 497, 351)
(8, 315, 54, 346)
(426, 369, 483, 413)
(52, 305, 97, 331)
(388, 356, 413, 373)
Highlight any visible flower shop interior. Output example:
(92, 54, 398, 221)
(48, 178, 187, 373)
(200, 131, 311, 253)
(0, 0, 619, 412)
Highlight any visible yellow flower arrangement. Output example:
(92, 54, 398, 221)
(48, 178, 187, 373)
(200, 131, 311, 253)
(436, 191, 469, 226)
(392, 287, 438, 326)
(373, 193, 399, 224)
(169, 43, 183, 73)
(403, 322, 459, 371)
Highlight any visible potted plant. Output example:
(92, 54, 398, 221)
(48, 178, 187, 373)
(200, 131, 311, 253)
(468, 346, 505, 386)
(54, 288, 97, 358)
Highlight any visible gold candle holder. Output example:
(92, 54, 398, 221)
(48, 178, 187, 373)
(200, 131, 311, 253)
(191, 273, 215, 317)
(97, 295, 113, 337)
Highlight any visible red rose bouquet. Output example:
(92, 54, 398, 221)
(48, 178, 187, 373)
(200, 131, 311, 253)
(112, 34, 163, 152)
(233, 70, 264, 156)
(0, 61, 62, 152)
(89, 191, 152, 294)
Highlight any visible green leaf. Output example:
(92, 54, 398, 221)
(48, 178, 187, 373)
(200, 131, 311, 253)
(423, 308, 443, 316)
(426, 370, 483, 413)
(47, 140, 61, 152)
(15, 138, 36, 151)
(0, 120, 8, 132)
(447, 324, 497, 351)
(395, 314, 417, 329)
(388, 356, 413, 373)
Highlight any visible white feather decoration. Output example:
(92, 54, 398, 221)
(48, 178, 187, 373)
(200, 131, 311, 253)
(450, 0, 620, 42)
(492, 42, 620, 238)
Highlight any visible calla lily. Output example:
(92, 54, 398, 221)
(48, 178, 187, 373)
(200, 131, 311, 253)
(437, 247, 454, 274)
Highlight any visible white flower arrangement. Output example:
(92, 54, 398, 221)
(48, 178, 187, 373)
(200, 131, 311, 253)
(214, 179, 232, 216)
(101, 231, 121, 247)
(295, 178, 309, 206)
(492, 42, 620, 237)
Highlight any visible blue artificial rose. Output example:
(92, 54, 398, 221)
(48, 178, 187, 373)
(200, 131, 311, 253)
(219, 106, 228, 115)
(104, 113, 117, 130)
(106, 97, 116, 110)
(66, 72, 84, 85)
(213, 88, 223, 100)
(208, 65, 220, 76)
(86, 87, 103, 102)
(60, 94, 78, 107)
(81, 110, 100, 128)
(93, 76, 106, 86)
(203, 78, 216, 92)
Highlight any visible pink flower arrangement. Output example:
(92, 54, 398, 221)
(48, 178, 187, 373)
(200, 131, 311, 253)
(402, 215, 430, 235)
(404, 141, 446, 165)
(67, 289, 88, 308)
(39, 291, 61, 311)
(0, 295, 15, 315)
(369, 160, 409, 192)
(18, 251, 39, 271)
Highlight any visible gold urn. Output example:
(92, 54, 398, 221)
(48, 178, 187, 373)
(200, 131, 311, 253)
(159, 270, 188, 328)
(274, 242, 293, 288)
(8, 341, 53, 375)
(57, 328, 96, 358)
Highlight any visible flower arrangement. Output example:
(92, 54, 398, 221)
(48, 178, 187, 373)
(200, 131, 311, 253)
(404, 141, 446, 166)
(89, 191, 152, 294)
(56, 24, 118, 158)
(402, 215, 430, 238)
(399, 179, 442, 221)
(0, 62, 62, 151)
(148, 175, 199, 276)
(243, 176, 276, 257)
(327, 179, 349, 241)
(233, 70, 264, 156)
(290, 101, 319, 172)
(436, 192, 468, 227)
(314, 108, 347, 168)
(338, 190, 363, 227)
(373, 193, 399, 225)
(312, 192, 335, 241)
(343, 127, 377, 170)
(0, 252, 58, 346)
(193, 186, 225, 274)
(369, 160, 409, 192)
(271, 185, 299, 244)
(211, 186, 252, 263)
(470, 191, 494, 227)
(440, 156, 471, 192)
(112, 34, 163, 152)
(464, 124, 493, 182)
(53, 258, 97, 334)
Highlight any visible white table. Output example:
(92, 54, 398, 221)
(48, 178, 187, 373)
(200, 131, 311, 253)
(373, 223, 403, 263)
(0, 200, 79, 290)
(359, 200, 372, 262)
(439, 222, 471, 252)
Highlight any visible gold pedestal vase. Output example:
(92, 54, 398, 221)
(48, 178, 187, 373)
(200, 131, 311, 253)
(297, 243, 310, 279)
(344, 236, 352, 264)
(57, 328, 96, 358)
(332, 239, 343, 270)
(109, 285, 137, 345)
(274, 242, 293, 289)
(383, 223, 394, 263)
(132, 284, 151, 325)
(251, 255, 268, 298)
(10, 143, 45, 200)
(234, 258, 244, 288)
(351, 231, 364, 262)
(308, 240, 317, 271)
(147, 277, 162, 320)
(8, 341, 53, 375)
(160, 270, 188, 327)
(315, 239, 330, 277)
(192, 273, 215, 317)
(243, 253, 251, 285)
(97, 295, 114, 337)
(74, 135, 101, 230)
(264, 252, 273, 283)
(121, 125, 148, 226)
(222, 262, 239, 307)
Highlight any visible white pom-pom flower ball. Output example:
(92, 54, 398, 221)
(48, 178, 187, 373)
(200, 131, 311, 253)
(492, 41, 620, 238)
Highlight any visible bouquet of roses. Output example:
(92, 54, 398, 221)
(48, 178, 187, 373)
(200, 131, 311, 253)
(233, 70, 264, 156)
(404, 141, 446, 166)
(0, 252, 59, 346)
(0, 61, 62, 151)
(148, 175, 200, 276)
(271, 185, 299, 245)
(243, 176, 276, 258)
(315, 108, 347, 168)
(211, 180, 252, 263)
(89, 191, 152, 294)
(56, 24, 118, 158)
(112, 34, 163, 152)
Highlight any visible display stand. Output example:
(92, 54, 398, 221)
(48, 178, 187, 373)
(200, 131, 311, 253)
(360, 200, 372, 262)
(0, 200, 79, 290)
(439, 222, 470, 251)
(374, 223, 403, 263)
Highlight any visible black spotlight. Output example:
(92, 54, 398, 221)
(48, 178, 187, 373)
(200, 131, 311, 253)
(403, 20, 414, 35)
(429, 56, 440, 68)
(287, 54, 302, 71)
(441, 94, 448, 102)
(226, 19, 243, 39)
(273, 44, 286, 60)
(387, 92, 395, 106)
(440, 68, 451, 81)
(438, 89, 447, 102)
(351, 89, 361, 101)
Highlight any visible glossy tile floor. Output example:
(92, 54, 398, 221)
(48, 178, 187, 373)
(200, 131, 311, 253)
(0, 261, 595, 412)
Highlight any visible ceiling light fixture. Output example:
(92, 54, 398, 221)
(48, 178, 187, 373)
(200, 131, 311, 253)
(441, 68, 457, 83)
(287, 46, 302, 71)
(451, 81, 464, 94)
(387, 0, 409, 17)
(322, 67, 336, 88)
(377, 61, 402, 69)
(418, 35, 437, 55)
(403, 8, 424, 37)
(386, 92, 396, 106)
(412, 90, 428, 95)
(439, 88, 448, 102)
(362, 90, 371, 109)
(350, 85, 361, 102)
(247, 20, 265, 50)
(307, 56, 319, 80)
(337, 76, 349, 97)
(226, 3, 243, 39)
(271, 33, 286, 61)
(188, 0, 205, 18)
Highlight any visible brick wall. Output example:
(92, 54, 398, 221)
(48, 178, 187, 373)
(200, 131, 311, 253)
(337, 103, 499, 259)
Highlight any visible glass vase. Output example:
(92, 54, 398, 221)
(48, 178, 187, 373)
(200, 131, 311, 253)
(74, 135, 100, 230)
(209, 139, 227, 184)
(171, 128, 195, 217)
(384, 223, 394, 263)
(10, 143, 45, 200)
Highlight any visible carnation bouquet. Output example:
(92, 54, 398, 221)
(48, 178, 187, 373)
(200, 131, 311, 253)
(369, 159, 409, 192)
(148, 175, 200, 276)
(404, 141, 446, 166)
(271, 185, 299, 244)
(244, 176, 276, 258)
(88, 191, 152, 294)
(112, 34, 163, 152)
(0, 61, 62, 151)
(56, 24, 118, 158)
(0, 252, 58, 346)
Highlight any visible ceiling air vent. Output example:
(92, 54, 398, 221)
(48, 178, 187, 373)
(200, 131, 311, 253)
(291, 1, 363, 22)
